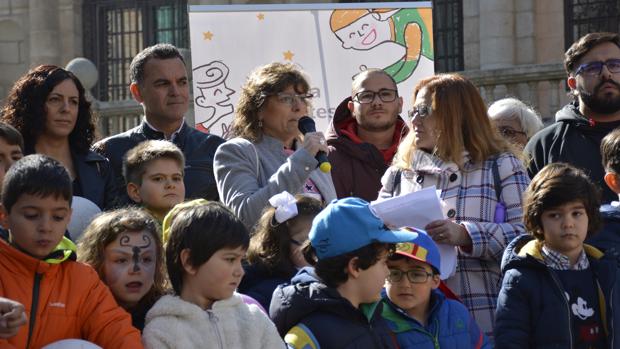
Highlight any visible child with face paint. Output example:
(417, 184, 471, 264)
(78, 207, 166, 331)
(238, 191, 323, 310)
(142, 200, 283, 349)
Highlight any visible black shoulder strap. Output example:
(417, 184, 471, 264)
(492, 156, 502, 201)
(392, 169, 402, 196)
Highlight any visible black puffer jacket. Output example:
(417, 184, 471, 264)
(93, 121, 225, 203)
(269, 268, 398, 349)
(524, 102, 620, 203)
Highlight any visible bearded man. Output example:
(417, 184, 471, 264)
(525, 32, 620, 203)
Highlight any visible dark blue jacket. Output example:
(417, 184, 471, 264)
(270, 268, 398, 349)
(73, 150, 119, 210)
(93, 120, 225, 203)
(237, 262, 293, 311)
(381, 289, 489, 349)
(587, 203, 620, 254)
(495, 234, 620, 348)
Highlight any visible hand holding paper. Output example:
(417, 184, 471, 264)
(370, 186, 457, 279)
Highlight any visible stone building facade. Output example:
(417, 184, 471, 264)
(0, 0, 616, 135)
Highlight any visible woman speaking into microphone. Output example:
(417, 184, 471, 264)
(214, 62, 336, 230)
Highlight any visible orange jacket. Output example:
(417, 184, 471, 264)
(0, 239, 143, 349)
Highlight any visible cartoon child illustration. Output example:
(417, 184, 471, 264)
(192, 60, 235, 134)
(330, 8, 434, 84)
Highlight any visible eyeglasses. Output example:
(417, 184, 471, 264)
(387, 268, 434, 284)
(353, 89, 398, 104)
(498, 126, 527, 139)
(408, 105, 431, 120)
(575, 59, 620, 76)
(290, 238, 303, 246)
(264, 92, 314, 106)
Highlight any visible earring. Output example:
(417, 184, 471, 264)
(258, 120, 263, 128)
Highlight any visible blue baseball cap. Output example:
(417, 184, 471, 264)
(394, 229, 441, 273)
(309, 197, 419, 259)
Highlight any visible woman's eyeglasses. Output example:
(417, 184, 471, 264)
(408, 105, 431, 120)
(353, 89, 398, 104)
(387, 268, 434, 284)
(498, 126, 526, 139)
(263, 92, 314, 106)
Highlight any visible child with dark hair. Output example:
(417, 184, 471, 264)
(495, 163, 620, 348)
(123, 140, 185, 223)
(270, 197, 418, 349)
(588, 128, 620, 253)
(0, 122, 23, 241)
(239, 191, 323, 310)
(142, 200, 282, 348)
(78, 207, 167, 331)
(381, 231, 489, 348)
(0, 154, 142, 348)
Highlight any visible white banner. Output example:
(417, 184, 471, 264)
(189, 2, 434, 138)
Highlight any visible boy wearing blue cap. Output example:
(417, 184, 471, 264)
(381, 231, 490, 348)
(269, 197, 418, 349)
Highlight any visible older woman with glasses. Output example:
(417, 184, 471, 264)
(488, 97, 544, 149)
(214, 62, 336, 230)
(378, 74, 530, 340)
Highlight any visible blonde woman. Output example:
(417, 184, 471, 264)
(379, 74, 530, 339)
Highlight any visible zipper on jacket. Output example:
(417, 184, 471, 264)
(548, 268, 573, 348)
(26, 273, 42, 349)
(207, 310, 224, 349)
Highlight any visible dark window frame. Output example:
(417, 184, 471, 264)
(83, 0, 188, 101)
(564, 0, 620, 50)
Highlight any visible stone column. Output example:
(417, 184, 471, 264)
(29, 0, 61, 66)
(479, 0, 515, 69)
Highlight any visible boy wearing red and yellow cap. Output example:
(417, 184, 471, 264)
(381, 230, 490, 348)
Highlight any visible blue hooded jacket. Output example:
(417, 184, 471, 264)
(381, 289, 490, 349)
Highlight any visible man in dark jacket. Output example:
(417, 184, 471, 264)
(525, 32, 620, 203)
(93, 44, 224, 203)
(327, 69, 407, 202)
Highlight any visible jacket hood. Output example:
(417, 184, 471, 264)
(270, 267, 379, 337)
(554, 102, 590, 125)
(501, 234, 605, 273)
(146, 293, 243, 322)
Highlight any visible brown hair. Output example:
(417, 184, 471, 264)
(523, 163, 602, 240)
(601, 127, 620, 174)
(247, 195, 323, 277)
(302, 242, 393, 288)
(393, 73, 515, 169)
(123, 140, 185, 186)
(77, 207, 167, 308)
(232, 62, 310, 142)
(564, 32, 620, 74)
(1, 65, 96, 154)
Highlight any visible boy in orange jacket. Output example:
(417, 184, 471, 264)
(0, 154, 143, 348)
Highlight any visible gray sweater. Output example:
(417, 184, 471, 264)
(214, 135, 336, 230)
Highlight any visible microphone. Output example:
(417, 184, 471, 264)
(298, 116, 331, 173)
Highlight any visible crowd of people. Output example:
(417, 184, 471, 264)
(0, 31, 620, 348)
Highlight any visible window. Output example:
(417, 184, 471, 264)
(338, 0, 463, 72)
(565, 0, 620, 49)
(83, 0, 188, 101)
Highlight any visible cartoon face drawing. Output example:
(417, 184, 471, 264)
(335, 13, 392, 50)
(193, 61, 236, 132)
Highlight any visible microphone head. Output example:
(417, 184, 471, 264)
(298, 116, 316, 134)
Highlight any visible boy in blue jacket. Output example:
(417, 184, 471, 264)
(270, 197, 419, 349)
(381, 230, 489, 348)
(495, 163, 620, 348)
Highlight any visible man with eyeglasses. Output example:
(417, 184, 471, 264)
(94, 44, 225, 204)
(525, 32, 620, 203)
(326, 68, 407, 201)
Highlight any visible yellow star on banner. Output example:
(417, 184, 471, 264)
(203, 31, 214, 41)
(257, 13, 265, 20)
(283, 50, 294, 61)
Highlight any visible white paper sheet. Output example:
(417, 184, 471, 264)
(370, 186, 457, 279)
